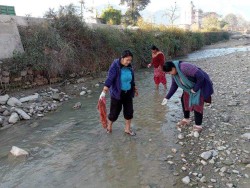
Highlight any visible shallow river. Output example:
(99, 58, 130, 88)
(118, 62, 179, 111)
(0, 45, 250, 188)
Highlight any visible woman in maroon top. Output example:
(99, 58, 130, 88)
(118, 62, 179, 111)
(147, 45, 167, 90)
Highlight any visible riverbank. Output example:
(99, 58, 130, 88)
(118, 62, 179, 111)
(171, 38, 250, 188)
(0, 76, 104, 130)
(203, 38, 250, 49)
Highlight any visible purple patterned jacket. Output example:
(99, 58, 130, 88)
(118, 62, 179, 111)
(166, 62, 213, 100)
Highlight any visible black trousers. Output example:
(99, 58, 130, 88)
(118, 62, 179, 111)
(181, 94, 203, 125)
(108, 91, 133, 122)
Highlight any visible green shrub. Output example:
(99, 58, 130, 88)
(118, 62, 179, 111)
(204, 32, 229, 45)
(15, 24, 77, 78)
(7, 6, 229, 79)
(188, 32, 205, 51)
(100, 6, 122, 25)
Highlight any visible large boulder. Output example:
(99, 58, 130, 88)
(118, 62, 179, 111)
(73, 102, 81, 109)
(8, 112, 19, 124)
(52, 93, 62, 101)
(80, 91, 86, 96)
(241, 133, 250, 140)
(19, 93, 39, 103)
(0, 107, 6, 113)
(0, 116, 3, 125)
(77, 78, 86, 83)
(50, 77, 62, 84)
(49, 87, 59, 93)
(34, 76, 48, 86)
(200, 151, 213, 160)
(182, 176, 190, 184)
(14, 108, 30, 120)
(10, 146, 29, 156)
(2, 110, 11, 116)
(7, 97, 22, 107)
(0, 94, 10, 105)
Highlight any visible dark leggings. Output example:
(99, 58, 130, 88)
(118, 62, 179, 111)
(108, 91, 133, 122)
(181, 94, 203, 125)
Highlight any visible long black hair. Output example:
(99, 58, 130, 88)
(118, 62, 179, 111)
(151, 45, 159, 51)
(163, 61, 175, 72)
(121, 50, 133, 58)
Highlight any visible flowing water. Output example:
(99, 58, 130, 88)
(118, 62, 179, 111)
(1, 45, 250, 188)
(0, 72, 182, 188)
(185, 45, 250, 61)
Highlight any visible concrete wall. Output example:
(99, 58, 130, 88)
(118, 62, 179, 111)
(0, 14, 122, 29)
(0, 15, 45, 27)
(0, 15, 126, 60)
(0, 22, 24, 59)
(0, 15, 46, 60)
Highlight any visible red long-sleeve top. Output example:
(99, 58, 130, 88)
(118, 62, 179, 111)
(151, 52, 165, 68)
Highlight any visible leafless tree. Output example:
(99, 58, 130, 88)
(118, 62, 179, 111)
(79, 0, 85, 21)
(164, 2, 179, 26)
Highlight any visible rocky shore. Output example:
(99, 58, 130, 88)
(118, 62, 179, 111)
(168, 39, 250, 188)
(0, 77, 101, 131)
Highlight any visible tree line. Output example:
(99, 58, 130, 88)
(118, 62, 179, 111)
(98, 1, 250, 32)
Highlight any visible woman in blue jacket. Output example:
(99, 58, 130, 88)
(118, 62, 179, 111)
(99, 50, 138, 136)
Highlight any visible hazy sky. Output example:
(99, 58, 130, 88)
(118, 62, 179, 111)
(0, 0, 250, 21)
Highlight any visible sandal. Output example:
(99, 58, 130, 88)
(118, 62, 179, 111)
(177, 119, 190, 127)
(193, 125, 203, 132)
(106, 128, 112, 134)
(124, 130, 136, 136)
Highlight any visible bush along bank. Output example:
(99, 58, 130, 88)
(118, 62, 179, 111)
(1, 14, 229, 89)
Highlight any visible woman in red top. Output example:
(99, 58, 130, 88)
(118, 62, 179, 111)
(147, 45, 167, 89)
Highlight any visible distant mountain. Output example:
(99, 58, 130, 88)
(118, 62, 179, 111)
(141, 10, 168, 25)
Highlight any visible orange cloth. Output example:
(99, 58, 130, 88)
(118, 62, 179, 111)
(97, 97, 108, 128)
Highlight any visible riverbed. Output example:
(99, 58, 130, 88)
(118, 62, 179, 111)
(0, 39, 250, 188)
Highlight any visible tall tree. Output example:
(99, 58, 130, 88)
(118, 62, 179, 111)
(120, 0, 150, 25)
(44, 4, 80, 19)
(223, 13, 249, 31)
(101, 6, 122, 25)
(120, 0, 150, 11)
(202, 15, 220, 31)
(44, 8, 57, 19)
(223, 13, 238, 30)
(235, 15, 247, 28)
(164, 2, 179, 26)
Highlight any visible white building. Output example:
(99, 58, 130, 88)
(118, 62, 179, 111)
(83, 0, 101, 24)
(179, 1, 202, 30)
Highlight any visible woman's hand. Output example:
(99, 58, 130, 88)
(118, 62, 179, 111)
(147, 63, 152, 68)
(134, 87, 139, 97)
(99, 86, 108, 99)
(191, 89, 196, 94)
(99, 91, 106, 100)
